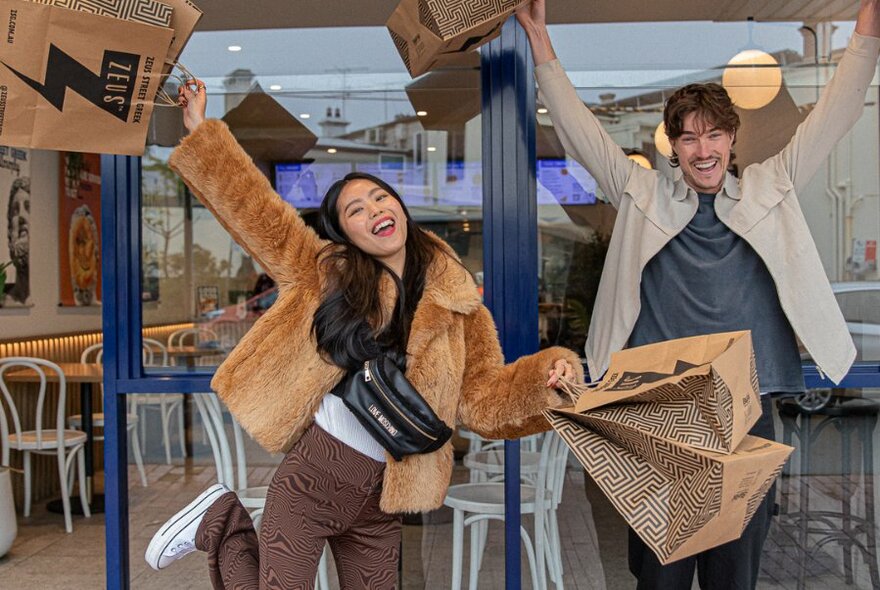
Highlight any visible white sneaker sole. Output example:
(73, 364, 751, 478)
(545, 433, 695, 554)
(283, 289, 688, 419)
(145, 483, 228, 570)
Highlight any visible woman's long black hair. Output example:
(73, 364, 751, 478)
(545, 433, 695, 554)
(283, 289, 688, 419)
(311, 172, 443, 371)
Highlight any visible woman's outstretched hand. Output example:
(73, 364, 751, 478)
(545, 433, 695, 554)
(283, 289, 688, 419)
(177, 78, 207, 133)
(546, 358, 575, 388)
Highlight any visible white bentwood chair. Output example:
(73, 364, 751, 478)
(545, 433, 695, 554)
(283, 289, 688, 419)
(67, 344, 148, 487)
(167, 327, 219, 349)
(444, 431, 570, 590)
(131, 338, 186, 465)
(0, 357, 90, 533)
(193, 393, 331, 589)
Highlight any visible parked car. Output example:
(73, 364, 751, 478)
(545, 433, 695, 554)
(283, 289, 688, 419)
(831, 281, 880, 363)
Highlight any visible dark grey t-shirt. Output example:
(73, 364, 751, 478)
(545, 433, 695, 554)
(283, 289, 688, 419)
(629, 193, 804, 393)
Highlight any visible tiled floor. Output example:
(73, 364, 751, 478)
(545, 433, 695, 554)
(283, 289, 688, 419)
(2, 436, 880, 589)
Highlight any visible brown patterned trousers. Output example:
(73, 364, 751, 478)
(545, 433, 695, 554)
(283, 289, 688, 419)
(195, 424, 402, 589)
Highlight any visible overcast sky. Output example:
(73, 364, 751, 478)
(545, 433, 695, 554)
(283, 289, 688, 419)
(176, 19, 858, 134)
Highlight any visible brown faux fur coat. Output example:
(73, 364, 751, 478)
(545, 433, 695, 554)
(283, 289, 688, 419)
(168, 120, 583, 513)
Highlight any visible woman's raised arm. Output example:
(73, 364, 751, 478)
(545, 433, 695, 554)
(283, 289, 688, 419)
(168, 81, 323, 286)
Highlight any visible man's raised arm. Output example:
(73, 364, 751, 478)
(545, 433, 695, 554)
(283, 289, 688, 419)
(516, 0, 638, 208)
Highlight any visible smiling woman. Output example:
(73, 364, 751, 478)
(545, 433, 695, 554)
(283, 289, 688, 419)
(140, 75, 582, 588)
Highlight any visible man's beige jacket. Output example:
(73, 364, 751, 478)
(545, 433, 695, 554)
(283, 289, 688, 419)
(535, 33, 880, 385)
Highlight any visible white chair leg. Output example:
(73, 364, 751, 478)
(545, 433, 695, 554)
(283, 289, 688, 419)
(176, 400, 187, 458)
(477, 519, 489, 573)
(451, 508, 464, 590)
(251, 509, 265, 532)
(129, 426, 148, 487)
(535, 508, 547, 590)
(139, 406, 147, 454)
(77, 448, 91, 518)
(547, 511, 564, 588)
(193, 395, 227, 486)
(468, 521, 481, 590)
(23, 451, 32, 518)
(519, 526, 541, 590)
(57, 451, 73, 533)
(161, 399, 173, 465)
(67, 453, 76, 495)
(316, 544, 330, 590)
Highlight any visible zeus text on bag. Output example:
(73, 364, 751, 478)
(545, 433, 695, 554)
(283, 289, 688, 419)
(546, 331, 793, 565)
(0, 0, 175, 154)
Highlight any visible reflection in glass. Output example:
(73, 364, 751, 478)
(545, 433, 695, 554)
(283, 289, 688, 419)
(537, 18, 880, 590)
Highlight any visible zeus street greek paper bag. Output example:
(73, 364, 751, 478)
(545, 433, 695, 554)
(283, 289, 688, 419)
(0, 0, 174, 154)
(28, 0, 204, 78)
(545, 331, 793, 564)
(387, 0, 528, 78)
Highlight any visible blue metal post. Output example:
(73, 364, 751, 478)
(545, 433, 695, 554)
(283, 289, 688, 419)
(102, 152, 212, 589)
(482, 16, 538, 590)
(102, 154, 138, 590)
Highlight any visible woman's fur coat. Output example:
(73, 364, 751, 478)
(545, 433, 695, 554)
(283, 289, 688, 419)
(168, 121, 583, 513)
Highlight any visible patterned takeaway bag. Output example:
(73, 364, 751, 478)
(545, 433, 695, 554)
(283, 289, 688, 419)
(0, 0, 201, 154)
(386, 0, 528, 77)
(546, 331, 793, 565)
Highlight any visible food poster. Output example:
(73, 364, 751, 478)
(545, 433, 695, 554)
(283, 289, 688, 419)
(59, 152, 102, 306)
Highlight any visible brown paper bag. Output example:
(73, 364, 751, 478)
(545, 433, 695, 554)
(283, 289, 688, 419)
(28, 0, 173, 28)
(387, 0, 528, 78)
(547, 410, 792, 565)
(159, 0, 202, 74)
(546, 331, 793, 564)
(25, 0, 202, 86)
(0, 0, 174, 154)
(564, 330, 762, 454)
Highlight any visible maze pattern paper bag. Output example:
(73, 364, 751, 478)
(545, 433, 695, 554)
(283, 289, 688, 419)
(546, 331, 793, 564)
(27, 0, 204, 85)
(547, 411, 792, 564)
(566, 331, 762, 453)
(387, 0, 527, 77)
(28, 0, 173, 27)
(0, 0, 173, 154)
(157, 0, 201, 74)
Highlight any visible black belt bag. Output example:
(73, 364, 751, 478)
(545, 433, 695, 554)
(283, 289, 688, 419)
(331, 356, 453, 462)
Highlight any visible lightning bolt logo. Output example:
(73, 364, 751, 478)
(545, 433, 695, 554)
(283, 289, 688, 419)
(2, 45, 140, 121)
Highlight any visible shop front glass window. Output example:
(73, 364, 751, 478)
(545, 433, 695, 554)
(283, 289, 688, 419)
(536, 19, 880, 590)
(133, 25, 485, 588)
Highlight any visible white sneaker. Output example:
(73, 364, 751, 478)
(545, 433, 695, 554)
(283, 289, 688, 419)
(145, 483, 230, 570)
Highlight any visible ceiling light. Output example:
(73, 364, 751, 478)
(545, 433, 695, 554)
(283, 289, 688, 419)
(654, 122, 673, 159)
(722, 49, 782, 110)
(627, 153, 653, 170)
(427, 146, 437, 152)
(269, 84, 282, 91)
(537, 107, 548, 114)
(227, 45, 242, 52)
(416, 110, 428, 117)
(299, 113, 311, 119)
(327, 148, 337, 154)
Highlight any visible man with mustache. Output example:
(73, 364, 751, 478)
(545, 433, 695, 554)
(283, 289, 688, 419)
(517, 1, 880, 589)
(5, 177, 29, 305)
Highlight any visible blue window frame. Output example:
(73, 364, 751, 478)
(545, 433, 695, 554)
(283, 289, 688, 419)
(99, 16, 879, 589)
(100, 17, 537, 590)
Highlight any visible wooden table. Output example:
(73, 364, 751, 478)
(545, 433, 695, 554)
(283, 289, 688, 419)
(5, 363, 104, 513)
(166, 346, 223, 370)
